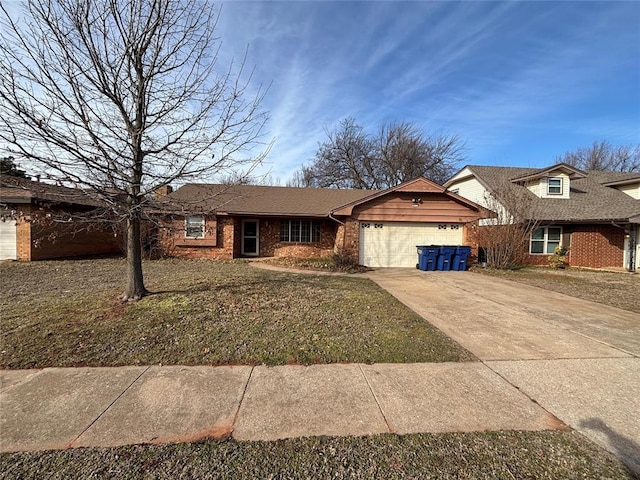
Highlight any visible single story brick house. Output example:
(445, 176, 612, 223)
(444, 164, 640, 271)
(0, 175, 122, 261)
(156, 177, 489, 267)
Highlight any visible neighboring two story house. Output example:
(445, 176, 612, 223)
(444, 163, 640, 271)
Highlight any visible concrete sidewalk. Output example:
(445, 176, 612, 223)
(0, 362, 560, 452)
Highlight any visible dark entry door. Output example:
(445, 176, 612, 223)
(242, 219, 259, 256)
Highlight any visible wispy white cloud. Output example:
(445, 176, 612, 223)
(215, 1, 640, 180)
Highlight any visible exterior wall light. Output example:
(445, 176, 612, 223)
(412, 198, 422, 207)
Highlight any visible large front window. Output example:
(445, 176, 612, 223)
(530, 226, 562, 254)
(185, 215, 205, 238)
(280, 220, 321, 243)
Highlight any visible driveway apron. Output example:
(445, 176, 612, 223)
(367, 268, 640, 474)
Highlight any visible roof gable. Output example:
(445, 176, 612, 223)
(394, 177, 445, 193)
(509, 163, 587, 183)
(331, 176, 484, 216)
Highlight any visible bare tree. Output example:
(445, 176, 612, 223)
(555, 140, 640, 172)
(0, 0, 269, 300)
(300, 117, 376, 189)
(286, 168, 314, 188)
(293, 118, 464, 189)
(376, 122, 464, 186)
(471, 181, 543, 269)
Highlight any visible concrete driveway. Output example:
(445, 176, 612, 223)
(367, 269, 639, 360)
(367, 269, 640, 473)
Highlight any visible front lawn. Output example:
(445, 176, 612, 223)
(0, 259, 473, 369)
(474, 266, 640, 313)
(1, 431, 634, 480)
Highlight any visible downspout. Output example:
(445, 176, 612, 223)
(329, 212, 345, 226)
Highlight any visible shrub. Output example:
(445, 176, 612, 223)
(548, 245, 569, 268)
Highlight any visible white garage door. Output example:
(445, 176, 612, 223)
(359, 222, 463, 268)
(0, 219, 17, 260)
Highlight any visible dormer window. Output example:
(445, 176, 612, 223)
(547, 178, 562, 195)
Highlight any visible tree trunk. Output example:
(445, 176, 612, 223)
(121, 213, 148, 301)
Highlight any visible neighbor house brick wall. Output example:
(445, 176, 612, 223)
(258, 219, 338, 258)
(566, 224, 624, 269)
(159, 215, 234, 259)
(16, 205, 33, 261)
(523, 252, 549, 266)
(16, 204, 121, 261)
(524, 224, 624, 268)
(30, 223, 120, 260)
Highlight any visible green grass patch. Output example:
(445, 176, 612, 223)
(1, 431, 635, 480)
(0, 259, 473, 368)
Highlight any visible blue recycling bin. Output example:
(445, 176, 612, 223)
(452, 246, 472, 271)
(436, 246, 456, 271)
(417, 246, 439, 271)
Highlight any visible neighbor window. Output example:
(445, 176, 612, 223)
(185, 215, 205, 238)
(280, 220, 321, 243)
(547, 177, 562, 195)
(530, 227, 562, 254)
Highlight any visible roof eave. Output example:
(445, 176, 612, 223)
(510, 163, 587, 183)
(602, 177, 640, 187)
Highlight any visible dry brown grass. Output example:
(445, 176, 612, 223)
(0, 258, 473, 369)
(1, 431, 634, 480)
(474, 266, 640, 313)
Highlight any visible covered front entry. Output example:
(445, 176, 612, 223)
(359, 222, 463, 267)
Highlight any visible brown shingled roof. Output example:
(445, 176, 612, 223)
(0, 175, 105, 208)
(465, 165, 640, 223)
(164, 183, 374, 217)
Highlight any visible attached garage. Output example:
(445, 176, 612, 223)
(332, 177, 491, 268)
(0, 218, 17, 260)
(359, 222, 463, 267)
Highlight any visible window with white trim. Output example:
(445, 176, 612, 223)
(280, 220, 321, 243)
(185, 215, 205, 238)
(530, 226, 562, 254)
(547, 177, 562, 195)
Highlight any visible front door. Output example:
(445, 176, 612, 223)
(241, 219, 259, 256)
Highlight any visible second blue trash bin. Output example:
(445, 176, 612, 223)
(452, 246, 472, 271)
(436, 246, 456, 271)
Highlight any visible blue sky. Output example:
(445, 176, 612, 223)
(215, 1, 640, 182)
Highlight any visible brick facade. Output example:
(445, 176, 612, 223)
(258, 218, 337, 258)
(160, 215, 235, 259)
(339, 219, 361, 262)
(159, 216, 340, 260)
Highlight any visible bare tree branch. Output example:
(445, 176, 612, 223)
(0, 0, 270, 300)
(555, 140, 640, 172)
(292, 118, 464, 189)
